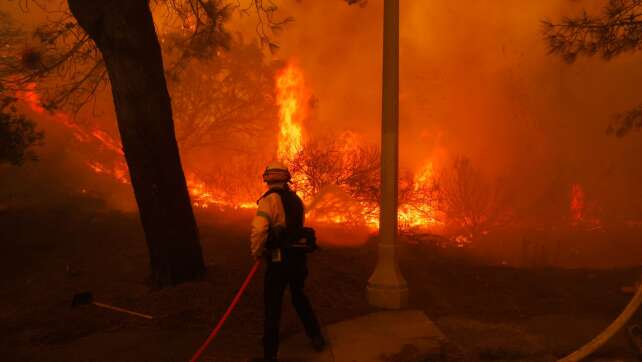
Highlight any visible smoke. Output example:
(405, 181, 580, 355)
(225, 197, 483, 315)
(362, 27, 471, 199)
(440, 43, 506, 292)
(3, 0, 642, 226)
(226, 0, 642, 221)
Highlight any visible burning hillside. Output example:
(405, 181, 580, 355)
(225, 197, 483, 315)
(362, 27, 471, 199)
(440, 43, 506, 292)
(15, 63, 446, 233)
(5, 0, 642, 252)
(15, 59, 622, 244)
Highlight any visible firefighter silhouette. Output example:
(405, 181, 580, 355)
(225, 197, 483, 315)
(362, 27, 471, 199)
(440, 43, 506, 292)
(250, 162, 326, 361)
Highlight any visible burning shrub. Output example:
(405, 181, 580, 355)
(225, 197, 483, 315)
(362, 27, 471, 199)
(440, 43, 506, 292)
(289, 132, 380, 225)
(289, 133, 444, 230)
(438, 156, 512, 240)
(289, 132, 379, 200)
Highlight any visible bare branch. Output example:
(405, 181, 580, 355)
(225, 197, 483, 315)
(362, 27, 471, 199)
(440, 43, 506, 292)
(609, 104, 642, 136)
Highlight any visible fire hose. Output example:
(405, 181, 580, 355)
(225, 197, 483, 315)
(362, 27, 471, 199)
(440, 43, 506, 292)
(189, 260, 262, 362)
(559, 281, 642, 362)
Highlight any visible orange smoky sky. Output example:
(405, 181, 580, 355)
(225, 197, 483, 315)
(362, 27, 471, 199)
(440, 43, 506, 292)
(228, 0, 642, 215)
(3, 0, 642, 217)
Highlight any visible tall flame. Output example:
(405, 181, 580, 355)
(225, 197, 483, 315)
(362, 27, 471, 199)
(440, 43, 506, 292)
(276, 64, 305, 162)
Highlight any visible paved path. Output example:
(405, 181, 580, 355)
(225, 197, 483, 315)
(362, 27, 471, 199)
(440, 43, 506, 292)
(279, 310, 448, 362)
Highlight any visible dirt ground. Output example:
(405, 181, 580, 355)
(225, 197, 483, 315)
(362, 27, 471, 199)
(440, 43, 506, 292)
(2, 203, 642, 362)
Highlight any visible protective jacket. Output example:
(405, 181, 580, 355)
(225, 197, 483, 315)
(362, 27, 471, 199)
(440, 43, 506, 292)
(250, 185, 316, 261)
(251, 187, 286, 260)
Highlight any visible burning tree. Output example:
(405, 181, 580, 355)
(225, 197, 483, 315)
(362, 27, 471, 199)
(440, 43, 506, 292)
(543, 0, 642, 137)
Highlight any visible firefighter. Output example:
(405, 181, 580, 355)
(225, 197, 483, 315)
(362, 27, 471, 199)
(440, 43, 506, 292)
(250, 162, 326, 362)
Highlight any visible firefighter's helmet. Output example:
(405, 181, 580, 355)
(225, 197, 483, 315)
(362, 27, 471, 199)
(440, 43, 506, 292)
(262, 161, 291, 183)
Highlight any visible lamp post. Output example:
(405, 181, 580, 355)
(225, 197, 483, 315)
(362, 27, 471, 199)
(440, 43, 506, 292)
(366, 0, 408, 309)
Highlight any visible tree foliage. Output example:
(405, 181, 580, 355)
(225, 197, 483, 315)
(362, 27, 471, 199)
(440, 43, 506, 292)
(0, 0, 366, 115)
(0, 12, 44, 166)
(543, 0, 642, 137)
(0, 7, 105, 114)
(610, 104, 642, 137)
(543, 0, 642, 62)
(168, 39, 279, 153)
(0, 1, 289, 114)
(0, 105, 44, 166)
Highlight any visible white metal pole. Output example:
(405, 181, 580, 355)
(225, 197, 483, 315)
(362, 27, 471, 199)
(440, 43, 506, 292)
(366, 0, 408, 309)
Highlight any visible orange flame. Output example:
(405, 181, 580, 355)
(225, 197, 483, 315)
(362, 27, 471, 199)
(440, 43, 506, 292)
(569, 183, 603, 230)
(186, 173, 255, 210)
(570, 183, 585, 225)
(398, 162, 440, 229)
(16, 83, 256, 210)
(85, 160, 129, 184)
(18, 69, 443, 234)
(275, 64, 305, 162)
(19, 83, 91, 142)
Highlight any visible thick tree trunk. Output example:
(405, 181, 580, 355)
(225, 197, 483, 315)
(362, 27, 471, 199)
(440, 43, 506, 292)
(68, 0, 205, 286)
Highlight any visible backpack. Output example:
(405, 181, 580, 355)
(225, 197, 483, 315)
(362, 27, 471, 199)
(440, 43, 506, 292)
(261, 187, 318, 253)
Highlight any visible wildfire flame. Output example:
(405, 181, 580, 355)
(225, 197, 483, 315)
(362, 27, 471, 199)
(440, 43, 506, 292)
(273, 65, 441, 231)
(18, 66, 442, 234)
(186, 173, 255, 210)
(14, 58, 624, 245)
(18, 83, 115, 147)
(398, 162, 440, 229)
(570, 183, 584, 225)
(85, 160, 129, 185)
(276, 64, 305, 162)
(570, 183, 602, 230)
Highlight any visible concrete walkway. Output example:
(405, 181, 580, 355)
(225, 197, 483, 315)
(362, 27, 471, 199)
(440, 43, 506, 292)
(278, 310, 448, 362)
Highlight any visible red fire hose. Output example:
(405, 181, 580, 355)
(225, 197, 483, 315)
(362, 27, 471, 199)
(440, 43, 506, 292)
(189, 260, 262, 362)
